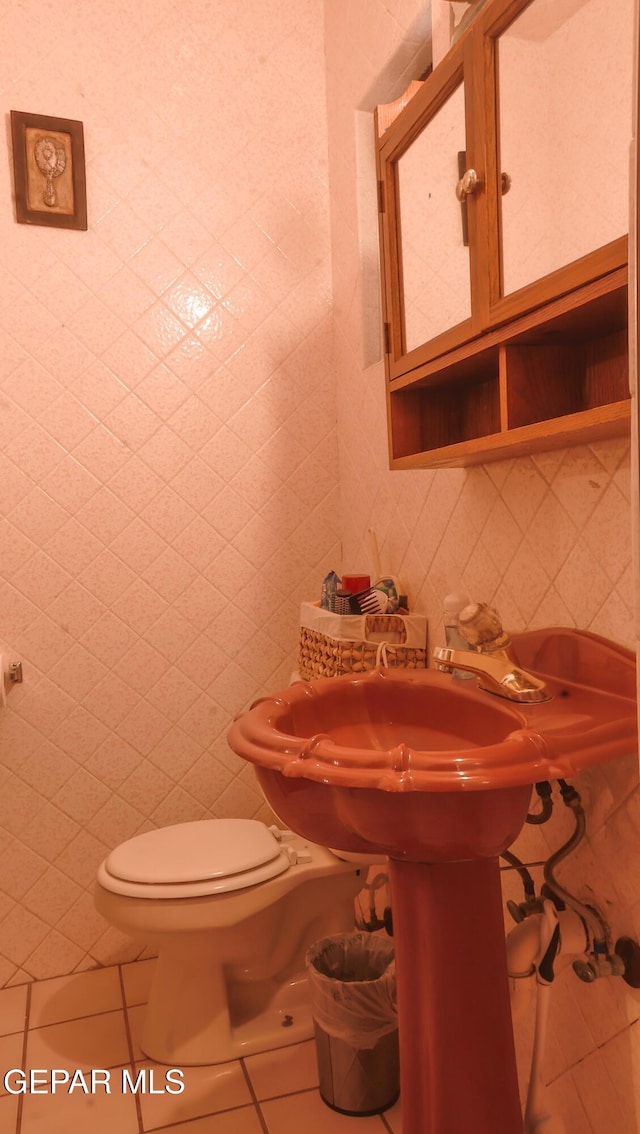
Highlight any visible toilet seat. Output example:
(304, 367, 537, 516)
(97, 819, 293, 900)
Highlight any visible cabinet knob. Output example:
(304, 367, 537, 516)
(455, 167, 481, 201)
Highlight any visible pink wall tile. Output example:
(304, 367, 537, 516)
(0, 0, 334, 986)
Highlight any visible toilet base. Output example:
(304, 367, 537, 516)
(142, 978, 315, 1066)
(141, 941, 315, 1065)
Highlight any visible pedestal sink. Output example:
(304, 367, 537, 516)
(228, 629, 637, 1134)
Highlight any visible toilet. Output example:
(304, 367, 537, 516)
(95, 818, 369, 1066)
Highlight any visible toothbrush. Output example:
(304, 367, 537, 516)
(368, 529, 383, 580)
(367, 529, 403, 611)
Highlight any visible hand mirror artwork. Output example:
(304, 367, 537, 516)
(10, 110, 87, 230)
(34, 135, 67, 208)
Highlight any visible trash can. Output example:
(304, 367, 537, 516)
(306, 932, 399, 1116)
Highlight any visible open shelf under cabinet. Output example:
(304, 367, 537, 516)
(387, 269, 630, 468)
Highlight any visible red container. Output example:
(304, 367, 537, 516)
(341, 574, 370, 593)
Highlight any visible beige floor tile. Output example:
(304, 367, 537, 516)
(137, 1058, 252, 1131)
(121, 957, 156, 1005)
(125, 1002, 146, 1061)
(0, 984, 28, 1037)
(160, 1106, 264, 1133)
(29, 966, 123, 1028)
(260, 1089, 389, 1133)
(26, 1010, 130, 1073)
(20, 1066, 139, 1134)
(244, 1039, 319, 1099)
(544, 1073, 593, 1134)
(0, 1091, 19, 1133)
(0, 1033, 26, 1097)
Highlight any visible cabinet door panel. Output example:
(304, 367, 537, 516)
(498, 0, 633, 298)
(398, 81, 472, 352)
(377, 37, 483, 378)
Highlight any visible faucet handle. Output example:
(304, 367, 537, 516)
(457, 603, 507, 648)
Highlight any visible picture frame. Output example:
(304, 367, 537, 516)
(10, 110, 87, 230)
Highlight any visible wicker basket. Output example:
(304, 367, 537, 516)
(298, 610, 428, 680)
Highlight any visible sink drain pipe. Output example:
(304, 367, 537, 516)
(506, 778, 617, 1133)
(541, 780, 610, 956)
(507, 901, 587, 1134)
(508, 780, 612, 959)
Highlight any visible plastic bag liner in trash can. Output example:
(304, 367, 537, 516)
(306, 932, 399, 1116)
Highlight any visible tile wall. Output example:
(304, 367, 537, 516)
(0, 0, 337, 981)
(1, 0, 640, 1128)
(324, 1, 640, 1131)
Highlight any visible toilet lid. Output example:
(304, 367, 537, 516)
(105, 819, 284, 885)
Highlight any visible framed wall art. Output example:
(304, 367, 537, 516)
(10, 110, 87, 230)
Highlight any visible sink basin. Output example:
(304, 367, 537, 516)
(228, 628, 637, 1134)
(229, 628, 636, 862)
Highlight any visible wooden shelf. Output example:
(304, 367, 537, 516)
(387, 269, 630, 467)
(389, 401, 630, 470)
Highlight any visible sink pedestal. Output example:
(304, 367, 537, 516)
(389, 856, 523, 1134)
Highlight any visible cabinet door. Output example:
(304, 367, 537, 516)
(399, 82, 471, 353)
(377, 36, 490, 379)
(486, 0, 633, 323)
(376, 0, 632, 387)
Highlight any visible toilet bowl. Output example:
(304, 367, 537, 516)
(95, 818, 368, 1066)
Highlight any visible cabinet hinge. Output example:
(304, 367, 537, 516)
(383, 322, 391, 354)
(377, 180, 385, 214)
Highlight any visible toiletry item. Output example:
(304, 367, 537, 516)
(368, 529, 383, 579)
(443, 593, 475, 679)
(320, 571, 341, 610)
(373, 576, 400, 613)
(342, 574, 371, 594)
(334, 589, 353, 615)
(367, 530, 402, 611)
(353, 587, 387, 615)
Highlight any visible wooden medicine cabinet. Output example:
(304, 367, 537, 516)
(376, 0, 633, 468)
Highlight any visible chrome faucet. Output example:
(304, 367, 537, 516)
(433, 603, 550, 703)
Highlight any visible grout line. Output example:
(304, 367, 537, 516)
(239, 1057, 270, 1134)
(28, 1004, 129, 1033)
(135, 1101, 268, 1132)
(117, 964, 144, 1134)
(247, 1082, 320, 1105)
(15, 980, 31, 1134)
(546, 1014, 640, 1088)
(379, 1109, 395, 1133)
(252, 1102, 271, 1134)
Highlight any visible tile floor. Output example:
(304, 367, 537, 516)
(0, 961, 402, 1133)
